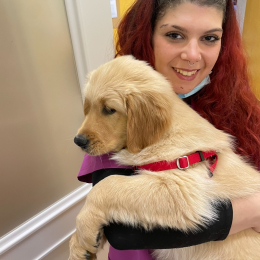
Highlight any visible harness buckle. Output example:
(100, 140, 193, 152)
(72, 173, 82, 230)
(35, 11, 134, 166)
(176, 156, 189, 170)
(132, 166, 139, 174)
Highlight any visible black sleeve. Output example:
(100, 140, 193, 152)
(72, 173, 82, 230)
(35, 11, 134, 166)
(92, 168, 233, 250)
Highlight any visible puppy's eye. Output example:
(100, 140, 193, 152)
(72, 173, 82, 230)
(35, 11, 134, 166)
(103, 106, 116, 115)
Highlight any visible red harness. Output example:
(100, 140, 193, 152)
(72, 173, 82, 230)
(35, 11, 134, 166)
(133, 151, 218, 178)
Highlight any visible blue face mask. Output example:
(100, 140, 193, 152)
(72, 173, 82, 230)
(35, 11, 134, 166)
(178, 75, 211, 99)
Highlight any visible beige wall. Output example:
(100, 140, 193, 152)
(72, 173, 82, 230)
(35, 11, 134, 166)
(242, 0, 260, 99)
(0, 0, 84, 236)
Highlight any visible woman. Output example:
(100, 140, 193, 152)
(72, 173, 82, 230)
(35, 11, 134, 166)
(77, 0, 260, 259)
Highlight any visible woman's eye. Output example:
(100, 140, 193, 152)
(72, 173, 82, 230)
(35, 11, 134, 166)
(103, 106, 116, 115)
(165, 32, 183, 40)
(203, 35, 220, 43)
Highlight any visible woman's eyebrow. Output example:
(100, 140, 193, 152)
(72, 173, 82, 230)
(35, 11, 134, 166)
(159, 24, 187, 31)
(159, 24, 223, 34)
(204, 28, 223, 33)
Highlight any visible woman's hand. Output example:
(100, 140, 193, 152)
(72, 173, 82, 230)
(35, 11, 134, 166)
(229, 191, 260, 235)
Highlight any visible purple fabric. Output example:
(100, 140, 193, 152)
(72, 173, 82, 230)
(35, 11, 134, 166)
(77, 153, 131, 183)
(77, 154, 152, 260)
(108, 247, 154, 260)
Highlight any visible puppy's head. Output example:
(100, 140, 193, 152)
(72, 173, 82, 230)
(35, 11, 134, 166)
(74, 56, 174, 155)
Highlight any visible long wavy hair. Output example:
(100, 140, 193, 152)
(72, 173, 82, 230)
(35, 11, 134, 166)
(116, 0, 260, 168)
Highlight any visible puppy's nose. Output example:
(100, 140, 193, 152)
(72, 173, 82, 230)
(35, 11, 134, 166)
(74, 135, 89, 148)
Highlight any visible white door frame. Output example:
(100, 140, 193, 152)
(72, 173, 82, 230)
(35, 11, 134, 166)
(65, 0, 115, 99)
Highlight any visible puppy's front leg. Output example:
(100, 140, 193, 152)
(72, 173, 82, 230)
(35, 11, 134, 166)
(69, 194, 107, 259)
(70, 171, 213, 259)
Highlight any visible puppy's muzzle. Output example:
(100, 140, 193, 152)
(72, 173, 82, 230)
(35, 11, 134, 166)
(74, 134, 89, 149)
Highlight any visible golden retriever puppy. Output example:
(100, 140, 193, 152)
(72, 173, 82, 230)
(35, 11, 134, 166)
(69, 56, 260, 260)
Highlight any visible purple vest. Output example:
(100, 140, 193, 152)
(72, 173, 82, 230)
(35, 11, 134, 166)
(78, 154, 154, 260)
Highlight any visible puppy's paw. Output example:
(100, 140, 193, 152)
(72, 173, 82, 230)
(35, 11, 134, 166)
(69, 233, 97, 260)
(75, 208, 107, 254)
(82, 228, 105, 254)
(84, 251, 97, 260)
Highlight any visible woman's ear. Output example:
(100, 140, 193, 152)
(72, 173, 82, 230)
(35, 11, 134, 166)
(126, 91, 172, 153)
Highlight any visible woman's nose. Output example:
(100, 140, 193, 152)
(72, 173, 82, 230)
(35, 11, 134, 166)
(181, 39, 201, 63)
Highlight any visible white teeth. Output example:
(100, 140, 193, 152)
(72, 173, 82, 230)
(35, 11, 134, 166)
(174, 68, 197, 76)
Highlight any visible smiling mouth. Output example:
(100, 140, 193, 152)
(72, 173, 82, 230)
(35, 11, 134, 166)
(173, 68, 198, 76)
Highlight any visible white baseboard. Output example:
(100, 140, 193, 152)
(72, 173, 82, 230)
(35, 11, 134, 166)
(36, 230, 74, 259)
(0, 183, 91, 260)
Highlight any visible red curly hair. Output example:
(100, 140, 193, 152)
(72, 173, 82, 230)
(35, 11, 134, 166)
(116, 0, 260, 168)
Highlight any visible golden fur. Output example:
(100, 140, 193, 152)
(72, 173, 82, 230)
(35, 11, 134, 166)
(69, 56, 260, 260)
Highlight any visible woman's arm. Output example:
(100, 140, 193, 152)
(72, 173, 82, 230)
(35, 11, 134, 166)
(230, 192, 260, 235)
(104, 201, 232, 250)
(92, 169, 236, 250)
(105, 193, 260, 250)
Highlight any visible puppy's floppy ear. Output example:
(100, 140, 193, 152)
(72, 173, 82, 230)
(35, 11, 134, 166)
(126, 91, 172, 153)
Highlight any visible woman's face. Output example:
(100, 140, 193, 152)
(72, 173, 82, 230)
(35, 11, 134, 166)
(153, 3, 223, 94)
